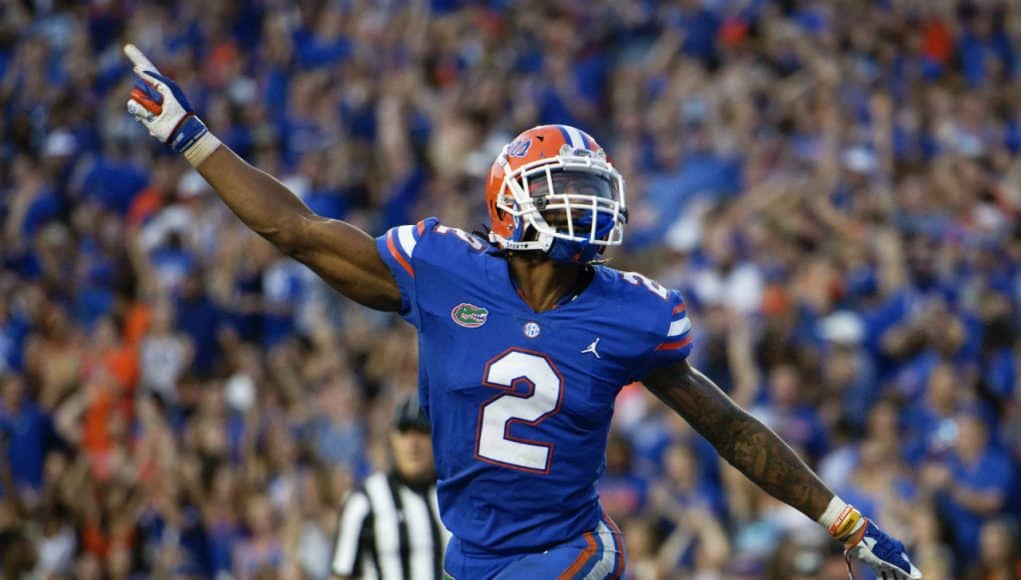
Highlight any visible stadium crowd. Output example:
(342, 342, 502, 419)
(1, 0, 1021, 578)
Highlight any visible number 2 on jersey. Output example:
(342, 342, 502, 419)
(475, 349, 564, 474)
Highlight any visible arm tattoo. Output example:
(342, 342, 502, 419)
(645, 361, 832, 520)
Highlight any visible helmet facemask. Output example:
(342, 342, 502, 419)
(491, 146, 627, 263)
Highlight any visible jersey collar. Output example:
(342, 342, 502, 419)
(505, 262, 596, 313)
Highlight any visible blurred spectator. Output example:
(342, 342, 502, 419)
(751, 364, 830, 464)
(649, 441, 730, 574)
(0, 528, 37, 580)
(967, 517, 1021, 580)
(233, 493, 284, 579)
(924, 411, 1015, 568)
(598, 434, 649, 522)
(0, 372, 53, 492)
(138, 297, 193, 404)
(910, 505, 955, 580)
(620, 517, 663, 580)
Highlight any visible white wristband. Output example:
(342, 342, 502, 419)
(818, 495, 864, 540)
(818, 495, 848, 528)
(183, 131, 222, 167)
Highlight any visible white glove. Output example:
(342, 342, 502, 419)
(843, 517, 923, 580)
(823, 498, 922, 580)
(123, 43, 220, 165)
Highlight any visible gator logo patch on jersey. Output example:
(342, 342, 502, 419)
(451, 303, 489, 328)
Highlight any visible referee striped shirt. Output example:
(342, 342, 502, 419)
(332, 472, 451, 580)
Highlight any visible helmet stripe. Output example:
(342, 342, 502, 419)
(561, 125, 588, 150)
(556, 125, 574, 148)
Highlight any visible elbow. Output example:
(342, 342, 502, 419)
(259, 215, 309, 256)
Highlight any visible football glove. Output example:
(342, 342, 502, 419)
(123, 44, 220, 165)
(826, 500, 921, 580)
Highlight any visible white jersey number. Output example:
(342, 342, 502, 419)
(435, 224, 485, 251)
(476, 350, 563, 473)
(622, 271, 669, 300)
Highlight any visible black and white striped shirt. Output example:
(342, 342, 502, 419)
(332, 472, 452, 580)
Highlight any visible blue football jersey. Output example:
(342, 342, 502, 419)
(375, 218, 693, 554)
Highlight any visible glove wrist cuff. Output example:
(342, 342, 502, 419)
(819, 496, 865, 541)
(183, 131, 222, 167)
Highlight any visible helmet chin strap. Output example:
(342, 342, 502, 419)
(542, 208, 615, 263)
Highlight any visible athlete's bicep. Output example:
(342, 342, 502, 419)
(643, 359, 743, 438)
(290, 215, 402, 312)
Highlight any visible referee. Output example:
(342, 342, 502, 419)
(331, 394, 451, 579)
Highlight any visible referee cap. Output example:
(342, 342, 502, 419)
(393, 394, 431, 433)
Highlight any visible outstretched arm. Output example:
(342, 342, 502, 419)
(123, 44, 400, 311)
(644, 359, 922, 579)
(193, 148, 401, 310)
(644, 359, 831, 519)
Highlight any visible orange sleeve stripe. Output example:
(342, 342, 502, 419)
(386, 230, 414, 279)
(558, 532, 596, 579)
(655, 335, 693, 351)
(672, 303, 686, 315)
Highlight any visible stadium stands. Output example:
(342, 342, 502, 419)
(1, 0, 1019, 577)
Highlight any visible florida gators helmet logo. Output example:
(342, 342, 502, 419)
(506, 137, 532, 158)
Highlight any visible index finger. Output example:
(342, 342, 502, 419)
(123, 43, 161, 75)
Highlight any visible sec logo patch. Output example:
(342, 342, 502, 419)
(523, 321, 541, 338)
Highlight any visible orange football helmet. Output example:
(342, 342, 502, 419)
(484, 125, 626, 263)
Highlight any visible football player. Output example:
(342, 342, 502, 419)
(124, 44, 922, 579)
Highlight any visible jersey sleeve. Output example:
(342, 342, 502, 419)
(633, 289, 694, 378)
(375, 217, 440, 326)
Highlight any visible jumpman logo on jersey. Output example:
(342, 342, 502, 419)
(581, 338, 601, 359)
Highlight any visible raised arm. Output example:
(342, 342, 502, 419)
(123, 44, 400, 311)
(644, 359, 922, 579)
(193, 148, 400, 310)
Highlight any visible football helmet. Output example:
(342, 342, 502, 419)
(485, 125, 626, 263)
